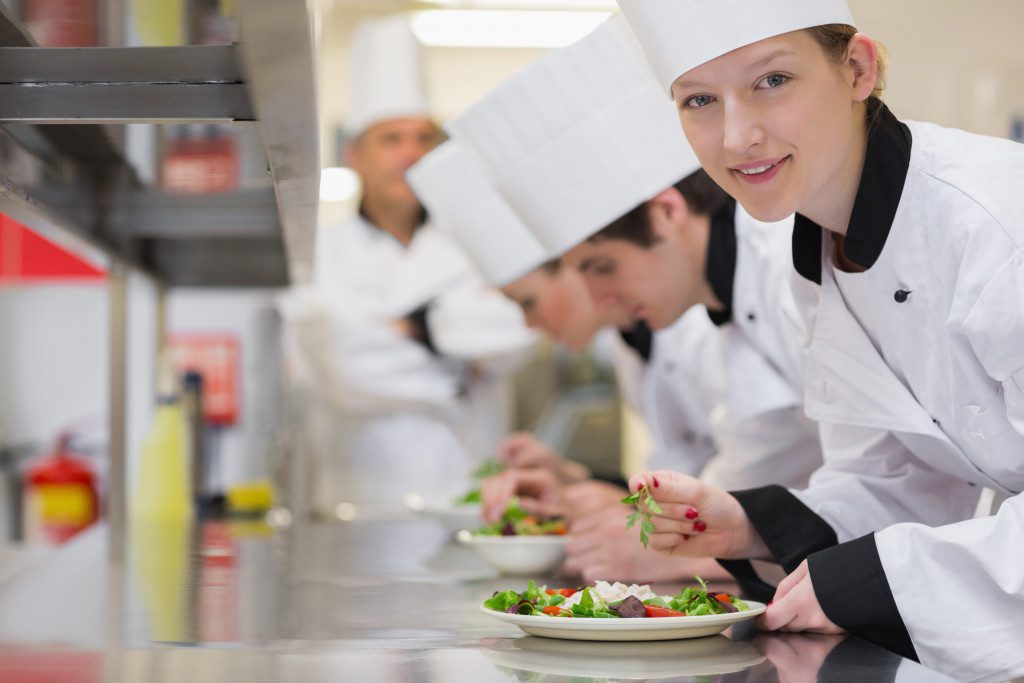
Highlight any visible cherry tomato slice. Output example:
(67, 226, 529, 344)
(542, 605, 572, 617)
(644, 605, 687, 618)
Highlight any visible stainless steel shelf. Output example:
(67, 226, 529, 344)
(0, 0, 319, 288)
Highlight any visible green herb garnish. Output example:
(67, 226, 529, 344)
(472, 459, 505, 480)
(620, 484, 663, 548)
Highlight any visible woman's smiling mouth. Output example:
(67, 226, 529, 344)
(732, 156, 790, 185)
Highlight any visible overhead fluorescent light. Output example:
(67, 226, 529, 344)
(423, 1, 617, 7)
(319, 167, 361, 202)
(411, 10, 612, 49)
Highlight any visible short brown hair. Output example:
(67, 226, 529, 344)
(588, 168, 731, 248)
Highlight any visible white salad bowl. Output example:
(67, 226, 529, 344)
(457, 530, 569, 575)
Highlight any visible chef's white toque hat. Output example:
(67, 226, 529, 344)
(447, 15, 701, 257)
(345, 14, 433, 137)
(407, 140, 549, 286)
(616, 0, 855, 95)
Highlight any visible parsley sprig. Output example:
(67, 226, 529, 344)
(620, 484, 663, 548)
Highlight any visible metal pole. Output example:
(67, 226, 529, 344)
(107, 260, 128, 562)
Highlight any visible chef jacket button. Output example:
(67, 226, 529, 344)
(746, 312, 756, 322)
(894, 289, 911, 303)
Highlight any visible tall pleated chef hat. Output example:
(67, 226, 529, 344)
(406, 140, 549, 286)
(616, 0, 856, 95)
(345, 14, 432, 137)
(446, 15, 701, 257)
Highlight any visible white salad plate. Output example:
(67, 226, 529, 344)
(479, 600, 766, 641)
(484, 634, 766, 678)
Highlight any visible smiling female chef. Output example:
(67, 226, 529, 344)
(446, 16, 826, 584)
(406, 139, 723, 498)
(616, 0, 1024, 679)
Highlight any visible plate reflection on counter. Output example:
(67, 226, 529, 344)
(483, 633, 765, 680)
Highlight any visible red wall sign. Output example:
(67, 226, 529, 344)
(0, 214, 106, 283)
(167, 334, 241, 426)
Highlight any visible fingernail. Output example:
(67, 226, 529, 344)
(693, 521, 706, 532)
(685, 508, 698, 520)
(652, 476, 660, 488)
(768, 600, 774, 607)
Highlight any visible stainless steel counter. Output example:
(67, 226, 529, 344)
(0, 515, 956, 682)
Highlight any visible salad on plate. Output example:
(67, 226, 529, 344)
(485, 578, 750, 618)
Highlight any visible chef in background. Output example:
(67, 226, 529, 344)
(281, 15, 534, 516)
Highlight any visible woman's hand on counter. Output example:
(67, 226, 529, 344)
(496, 432, 590, 484)
(756, 560, 844, 634)
(626, 470, 768, 560)
(480, 467, 562, 523)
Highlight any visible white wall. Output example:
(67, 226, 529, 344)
(852, 0, 1024, 139)
(0, 284, 109, 448)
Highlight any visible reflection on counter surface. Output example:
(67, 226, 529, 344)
(0, 515, 961, 682)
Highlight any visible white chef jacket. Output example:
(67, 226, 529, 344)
(697, 204, 822, 491)
(611, 308, 719, 478)
(283, 211, 535, 511)
(726, 100, 1024, 682)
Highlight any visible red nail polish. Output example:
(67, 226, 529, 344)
(768, 600, 774, 607)
(652, 476, 660, 488)
(682, 534, 690, 541)
(685, 508, 698, 520)
(693, 521, 706, 532)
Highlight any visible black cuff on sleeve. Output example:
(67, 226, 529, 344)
(715, 559, 776, 604)
(405, 303, 438, 355)
(731, 485, 838, 572)
(808, 533, 918, 662)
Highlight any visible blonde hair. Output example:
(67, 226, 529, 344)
(807, 24, 889, 100)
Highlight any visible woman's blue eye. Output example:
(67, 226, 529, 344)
(760, 73, 789, 89)
(684, 94, 715, 109)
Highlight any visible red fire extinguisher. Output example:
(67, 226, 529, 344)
(23, 432, 99, 545)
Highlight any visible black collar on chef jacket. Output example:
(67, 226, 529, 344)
(704, 197, 738, 326)
(357, 202, 429, 242)
(792, 98, 912, 284)
(618, 320, 653, 363)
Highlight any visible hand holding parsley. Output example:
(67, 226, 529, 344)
(624, 471, 771, 560)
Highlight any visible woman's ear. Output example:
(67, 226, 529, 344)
(846, 33, 879, 103)
(646, 186, 690, 240)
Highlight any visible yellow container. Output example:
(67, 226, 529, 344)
(133, 397, 192, 522)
